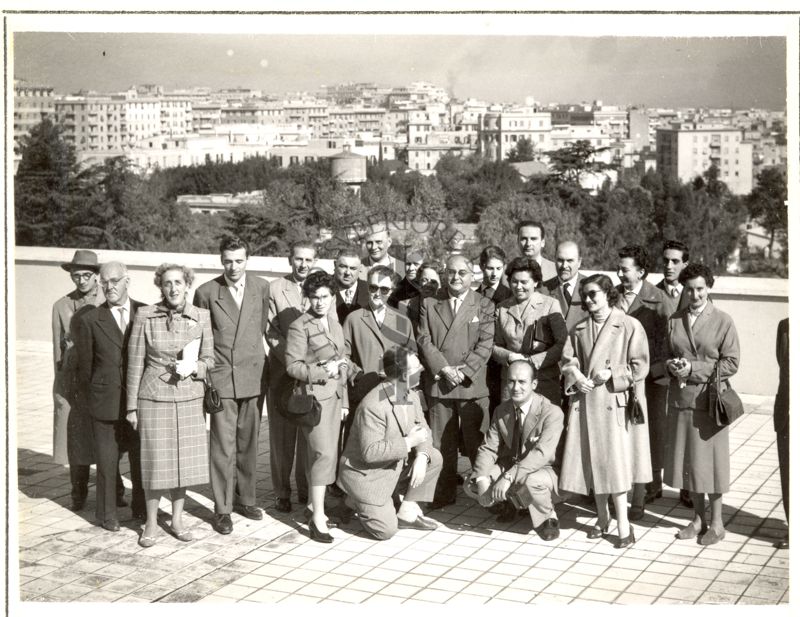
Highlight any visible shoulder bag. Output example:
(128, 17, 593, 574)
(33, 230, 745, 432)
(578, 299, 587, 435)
(708, 362, 744, 427)
(281, 380, 322, 428)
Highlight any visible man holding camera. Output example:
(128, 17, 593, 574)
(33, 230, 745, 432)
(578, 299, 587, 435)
(468, 360, 564, 541)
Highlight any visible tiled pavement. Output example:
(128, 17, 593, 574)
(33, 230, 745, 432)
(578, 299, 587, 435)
(12, 341, 789, 605)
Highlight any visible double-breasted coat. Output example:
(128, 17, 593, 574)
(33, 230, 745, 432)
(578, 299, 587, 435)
(541, 273, 590, 333)
(559, 308, 652, 495)
(492, 292, 567, 405)
(663, 302, 740, 494)
(51, 287, 103, 465)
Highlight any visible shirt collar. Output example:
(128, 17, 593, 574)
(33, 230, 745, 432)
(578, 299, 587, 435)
(515, 396, 534, 418)
(223, 274, 246, 291)
(111, 298, 131, 314)
(626, 280, 643, 296)
(562, 274, 580, 289)
(689, 301, 708, 316)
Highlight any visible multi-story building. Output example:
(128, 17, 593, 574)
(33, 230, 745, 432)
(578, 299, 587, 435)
(282, 99, 329, 137)
(407, 129, 477, 174)
(479, 107, 552, 162)
(656, 124, 754, 195)
(160, 98, 193, 136)
(219, 101, 284, 125)
(326, 106, 387, 137)
(13, 79, 55, 152)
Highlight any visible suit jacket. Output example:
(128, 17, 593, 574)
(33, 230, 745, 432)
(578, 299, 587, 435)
(126, 303, 214, 407)
(474, 396, 563, 491)
(541, 273, 590, 332)
(538, 258, 557, 283)
(477, 282, 513, 305)
(616, 280, 668, 379)
(417, 288, 495, 400)
(343, 306, 417, 405)
(285, 311, 349, 405)
(338, 384, 435, 506)
(266, 275, 307, 386)
(492, 292, 567, 385)
(656, 279, 690, 316)
(774, 318, 789, 432)
(666, 302, 740, 411)
(52, 287, 104, 375)
(74, 299, 144, 422)
(334, 279, 371, 325)
(193, 273, 270, 399)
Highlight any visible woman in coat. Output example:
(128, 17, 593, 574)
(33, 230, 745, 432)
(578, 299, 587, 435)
(559, 273, 651, 549)
(493, 257, 567, 406)
(285, 271, 350, 543)
(126, 264, 214, 548)
(664, 263, 740, 546)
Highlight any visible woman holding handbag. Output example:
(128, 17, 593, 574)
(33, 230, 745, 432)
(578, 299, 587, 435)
(664, 263, 740, 546)
(559, 274, 652, 549)
(126, 264, 214, 548)
(492, 257, 567, 406)
(285, 271, 350, 543)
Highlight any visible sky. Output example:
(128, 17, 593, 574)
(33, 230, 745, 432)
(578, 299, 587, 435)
(13, 33, 787, 110)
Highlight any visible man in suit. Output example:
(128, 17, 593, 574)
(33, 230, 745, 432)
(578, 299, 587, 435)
(358, 223, 404, 280)
(52, 250, 103, 512)
(468, 361, 564, 540)
(332, 247, 370, 325)
(417, 254, 495, 508)
(654, 240, 692, 509)
(615, 245, 669, 519)
(517, 220, 556, 282)
(541, 241, 588, 333)
(388, 249, 424, 308)
(266, 240, 316, 512)
(193, 236, 271, 534)
(774, 318, 789, 549)
(338, 348, 442, 540)
(477, 245, 512, 421)
(74, 261, 145, 531)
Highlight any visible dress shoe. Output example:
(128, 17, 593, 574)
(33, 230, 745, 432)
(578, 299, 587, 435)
(676, 522, 707, 540)
(309, 518, 334, 543)
(644, 489, 663, 504)
(776, 536, 789, 550)
(303, 507, 339, 528)
(616, 527, 636, 549)
(234, 504, 263, 520)
(116, 495, 128, 508)
(535, 518, 560, 541)
(699, 527, 726, 546)
(428, 497, 456, 511)
(587, 520, 611, 540)
(274, 497, 292, 513)
(213, 513, 233, 535)
(628, 505, 645, 521)
(70, 498, 85, 512)
(398, 515, 439, 531)
(679, 489, 693, 508)
(100, 519, 121, 532)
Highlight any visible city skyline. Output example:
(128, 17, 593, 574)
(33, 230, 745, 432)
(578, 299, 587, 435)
(13, 33, 787, 110)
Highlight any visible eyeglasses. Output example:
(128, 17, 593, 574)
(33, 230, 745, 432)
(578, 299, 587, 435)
(101, 277, 126, 288)
(368, 284, 392, 295)
(446, 269, 471, 278)
(70, 272, 95, 281)
(583, 289, 604, 300)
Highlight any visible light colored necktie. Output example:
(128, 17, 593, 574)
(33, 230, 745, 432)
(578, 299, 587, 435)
(671, 287, 680, 298)
(345, 288, 354, 305)
(450, 296, 460, 317)
(231, 284, 243, 309)
(117, 306, 128, 333)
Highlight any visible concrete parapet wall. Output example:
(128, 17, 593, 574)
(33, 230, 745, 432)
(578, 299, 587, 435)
(14, 246, 788, 397)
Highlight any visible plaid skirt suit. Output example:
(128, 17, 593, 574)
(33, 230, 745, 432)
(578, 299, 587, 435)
(126, 303, 215, 491)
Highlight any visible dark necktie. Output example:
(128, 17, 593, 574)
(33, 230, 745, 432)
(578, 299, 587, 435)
(511, 407, 522, 459)
(562, 282, 572, 304)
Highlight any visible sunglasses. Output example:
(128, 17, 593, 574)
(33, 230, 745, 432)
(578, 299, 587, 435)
(368, 284, 392, 295)
(583, 289, 604, 299)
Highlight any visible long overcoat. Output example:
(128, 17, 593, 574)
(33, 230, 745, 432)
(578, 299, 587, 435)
(558, 308, 652, 495)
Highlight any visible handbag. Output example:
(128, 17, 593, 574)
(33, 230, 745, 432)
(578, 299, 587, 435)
(626, 385, 645, 425)
(203, 377, 224, 415)
(281, 381, 322, 428)
(708, 362, 744, 427)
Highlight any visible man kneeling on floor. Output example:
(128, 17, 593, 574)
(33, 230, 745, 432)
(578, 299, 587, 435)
(468, 360, 564, 541)
(338, 348, 443, 540)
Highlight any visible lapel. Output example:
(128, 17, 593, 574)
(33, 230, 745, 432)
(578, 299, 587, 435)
(360, 308, 386, 352)
(96, 303, 123, 348)
(384, 383, 409, 436)
(432, 290, 454, 332)
(283, 275, 302, 309)
(508, 296, 532, 324)
(587, 308, 626, 374)
(564, 274, 584, 317)
(521, 396, 543, 444)
(443, 290, 477, 347)
(234, 276, 257, 344)
(214, 276, 240, 325)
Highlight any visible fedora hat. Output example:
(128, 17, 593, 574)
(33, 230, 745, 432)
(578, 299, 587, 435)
(61, 249, 100, 272)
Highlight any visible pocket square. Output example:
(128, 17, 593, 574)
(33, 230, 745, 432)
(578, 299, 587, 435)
(470, 316, 480, 323)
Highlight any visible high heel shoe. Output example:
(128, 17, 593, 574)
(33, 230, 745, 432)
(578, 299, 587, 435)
(587, 520, 611, 540)
(309, 518, 334, 544)
(303, 507, 339, 528)
(616, 527, 636, 549)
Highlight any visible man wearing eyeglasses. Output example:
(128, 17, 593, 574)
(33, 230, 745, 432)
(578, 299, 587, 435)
(74, 261, 145, 531)
(417, 255, 495, 509)
(52, 250, 104, 512)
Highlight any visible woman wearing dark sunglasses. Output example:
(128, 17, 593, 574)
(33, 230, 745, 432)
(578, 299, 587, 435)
(558, 273, 652, 549)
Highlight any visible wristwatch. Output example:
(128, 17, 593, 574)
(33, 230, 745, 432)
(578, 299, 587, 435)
(502, 472, 514, 483)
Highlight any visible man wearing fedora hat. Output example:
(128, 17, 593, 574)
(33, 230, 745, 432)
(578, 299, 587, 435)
(52, 249, 104, 511)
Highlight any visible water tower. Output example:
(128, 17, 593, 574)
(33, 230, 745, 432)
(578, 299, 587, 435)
(330, 144, 367, 193)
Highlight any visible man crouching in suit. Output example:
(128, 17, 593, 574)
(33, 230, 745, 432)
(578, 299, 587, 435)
(338, 348, 443, 540)
(467, 360, 564, 541)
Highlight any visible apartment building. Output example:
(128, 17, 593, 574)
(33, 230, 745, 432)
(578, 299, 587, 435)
(13, 79, 55, 153)
(479, 107, 552, 162)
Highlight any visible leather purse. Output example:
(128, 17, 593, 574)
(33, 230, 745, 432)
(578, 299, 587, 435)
(282, 381, 322, 428)
(708, 362, 744, 427)
(626, 385, 645, 425)
(203, 378, 224, 415)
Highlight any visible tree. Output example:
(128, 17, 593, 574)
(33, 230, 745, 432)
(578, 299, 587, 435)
(747, 167, 787, 257)
(546, 140, 611, 186)
(506, 137, 535, 163)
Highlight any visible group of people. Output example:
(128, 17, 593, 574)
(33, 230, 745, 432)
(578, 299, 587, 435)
(50, 220, 788, 551)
